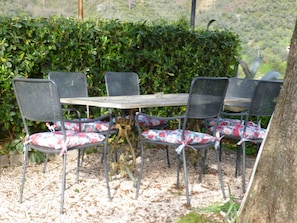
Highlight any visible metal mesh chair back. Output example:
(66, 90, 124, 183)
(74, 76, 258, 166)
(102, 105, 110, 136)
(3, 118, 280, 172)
(48, 71, 90, 117)
(186, 77, 229, 120)
(225, 77, 259, 109)
(249, 80, 282, 117)
(13, 78, 63, 123)
(105, 72, 140, 96)
(48, 72, 88, 98)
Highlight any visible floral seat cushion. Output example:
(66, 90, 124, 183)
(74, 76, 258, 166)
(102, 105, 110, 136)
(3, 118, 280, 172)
(206, 118, 258, 128)
(138, 115, 167, 127)
(29, 130, 105, 150)
(142, 129, 216, 145)
(215, 124, 266, 140)
(56, 119, 116, 133)
(206, 117, 266, 140)
(116, 115, 167, 127)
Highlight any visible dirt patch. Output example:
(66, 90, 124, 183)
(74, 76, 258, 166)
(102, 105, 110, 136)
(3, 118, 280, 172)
(198, 0, 216, 11)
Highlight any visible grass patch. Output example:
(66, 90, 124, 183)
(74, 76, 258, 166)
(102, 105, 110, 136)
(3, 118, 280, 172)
(177, 186, 240, 223)
(176, 211, 222, 223)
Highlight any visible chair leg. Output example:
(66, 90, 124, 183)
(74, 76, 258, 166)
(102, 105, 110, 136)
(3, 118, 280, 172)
(43, 153, 49, 173)
(80, 148, 85, 167)
(235, 145, 241, 177)
(242, 142, 246, 193)
(60, 154, 67, 214)
(103, 142, 111, 200)
(219, 140, 222, 162)
(101, 149, 104, 164)
(165, 146, 170, 168)
(198, 149, 207, 183)
(176, 154, 180, 187)
(76, 150, 81, 184)
(20, 148, 28, 203)
(214, 148, 226, 198)
(135, 142, 145, 200)
(182, 148, 190, 205)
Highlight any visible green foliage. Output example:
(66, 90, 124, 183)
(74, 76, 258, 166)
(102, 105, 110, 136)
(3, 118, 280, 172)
(0, 16, 240, 155)
(0, 0, 295, 77)
(198, 186, 240, 223)
(176, 211, 216, 223)
(175, 185, 242, 222)
(28, 150, 45, 164)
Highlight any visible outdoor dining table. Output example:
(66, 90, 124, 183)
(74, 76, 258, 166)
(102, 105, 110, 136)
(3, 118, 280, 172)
(60, 93, 250, 109)
(60, 93, 251, 184)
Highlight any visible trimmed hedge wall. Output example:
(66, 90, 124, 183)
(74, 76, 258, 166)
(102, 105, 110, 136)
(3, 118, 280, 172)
(0, 16, 240, 152)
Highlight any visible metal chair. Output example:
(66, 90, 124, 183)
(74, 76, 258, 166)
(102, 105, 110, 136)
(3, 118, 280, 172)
(205, 78, 258, 161)
(48, 71, 117, 165)
(104, 71, 140, 122)
(218, 77, 259, 162)
(104, 71, 170, 167)
(12, 78, 112, 214)
(135, 77, 229, 205)
(104, 71, 168, 128)
(214, 80, 283, 192)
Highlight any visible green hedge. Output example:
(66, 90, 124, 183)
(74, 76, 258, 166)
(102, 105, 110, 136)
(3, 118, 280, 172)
(0, 16, 240, 152)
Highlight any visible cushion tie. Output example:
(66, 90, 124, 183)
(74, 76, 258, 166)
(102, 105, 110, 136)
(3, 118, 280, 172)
(46, 122, 58, 132)
(215, 132, 224, 150)
(24, 134, 32, 145)
(46, 122, 68, 156)
(237, 133, 257, 145)
(175, 140, 195, 155)
(59, 139, 69, 156)
(175, 132, 223, 155)
(23, 134, 32, 152)
(237, 121, 261, 145)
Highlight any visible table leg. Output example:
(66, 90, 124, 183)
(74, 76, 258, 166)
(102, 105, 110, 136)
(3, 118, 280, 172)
(108, 110, 138, 187)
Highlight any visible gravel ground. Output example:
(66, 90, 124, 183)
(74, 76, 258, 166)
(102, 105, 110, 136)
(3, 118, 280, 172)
(0, 146, 255, 223)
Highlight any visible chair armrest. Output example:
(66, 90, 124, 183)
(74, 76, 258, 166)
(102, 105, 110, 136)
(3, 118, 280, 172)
(63, 113, 113, 124)
(136, 112, 185, 122)
(62, 107, 82, 120)
(220, 110, 250, 124)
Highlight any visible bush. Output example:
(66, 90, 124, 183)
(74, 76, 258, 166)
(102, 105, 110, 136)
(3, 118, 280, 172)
(0, 16, 240, 154)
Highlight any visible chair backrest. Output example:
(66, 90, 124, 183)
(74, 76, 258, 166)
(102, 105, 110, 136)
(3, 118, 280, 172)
(186, 77, 229, 120)
(104, 72, 140, 96)
(13, 78, 63, 133)
(48, 71, 90, 117)
(226, 77, 259, 99)
(224, 77, 259, 111)
(48, 72, 88, 98)
(249, 80, 282, 117)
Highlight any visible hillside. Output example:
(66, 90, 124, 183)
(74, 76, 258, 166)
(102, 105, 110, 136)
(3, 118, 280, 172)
(1, 0, 296, 76)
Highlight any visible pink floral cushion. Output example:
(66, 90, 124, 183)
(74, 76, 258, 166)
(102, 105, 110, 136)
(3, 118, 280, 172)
(142, 129, 216, 145)
(138, 115, 167, 127)
(57, 119, 115, 133)
(117, 115, 167, 127)
(207, 118, 266, 140)
(206, 118, 258, 128)
(215, 124, 266, 140)
(29, 130, 105, 150)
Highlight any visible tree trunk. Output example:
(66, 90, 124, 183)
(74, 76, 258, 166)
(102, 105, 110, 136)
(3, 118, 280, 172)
(238, 19, 297, 222)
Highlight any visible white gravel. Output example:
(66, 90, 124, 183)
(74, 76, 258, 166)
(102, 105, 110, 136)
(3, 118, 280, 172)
(0, 147, 254, 223)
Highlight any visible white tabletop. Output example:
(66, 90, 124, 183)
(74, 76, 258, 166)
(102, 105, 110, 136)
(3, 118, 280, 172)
(60, 93, 250, 110)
